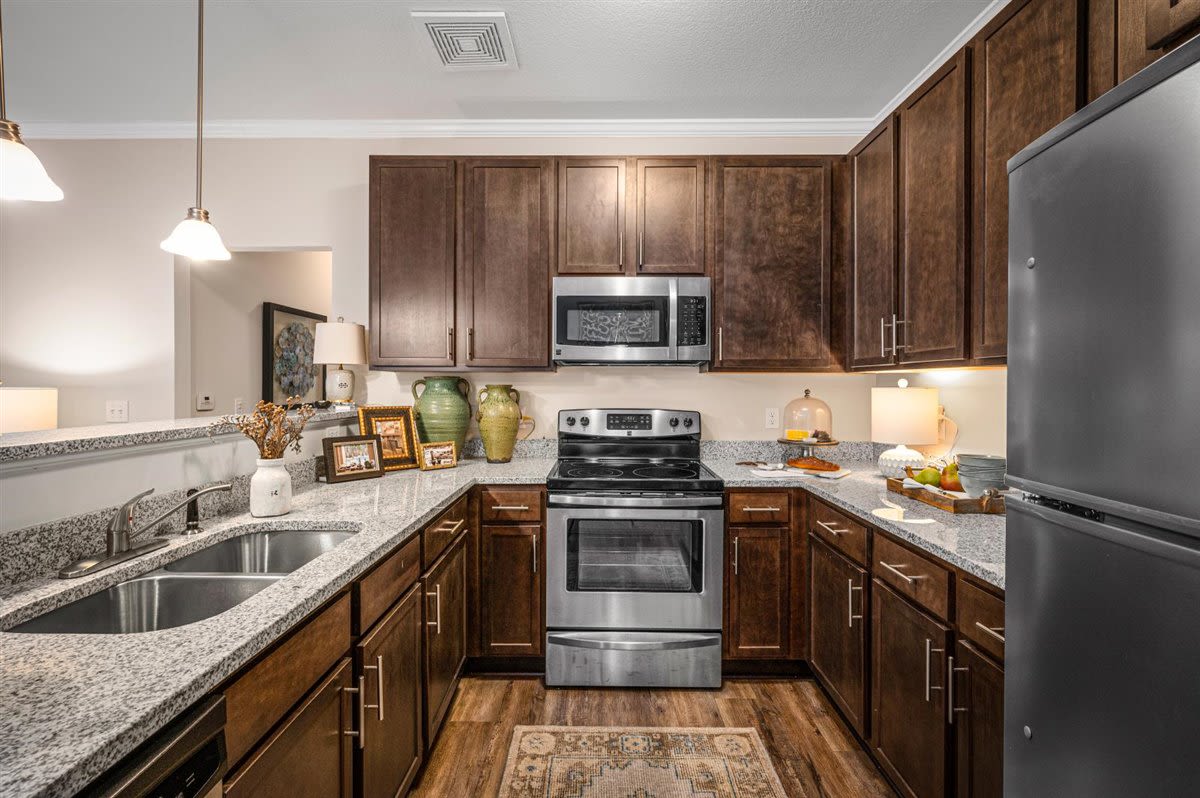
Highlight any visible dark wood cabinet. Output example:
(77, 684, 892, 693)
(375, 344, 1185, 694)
(808, 534, 868, 736)
(972, 0, 1081, 362)
(369, 158, 457, 368)
(953, 639, 1004, 798)
(423, 533, 467, 745)
(871, 580, 951, 798)
(726, 525, 791, 658)
(356, 584, 424, 798)
(635, 158, 706, 274)
(461, 159, 553, 368)
(1145, 0, 1200, 48)
(224, 658, 354, 798)
(711, 157, 835, 370)
(849, 118, 899, 370)
(557, 158, 626, 274)
(480, 523, 543, 656)
(897, 51, 970, 366)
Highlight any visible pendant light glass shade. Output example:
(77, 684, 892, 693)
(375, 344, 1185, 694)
(160, 206, 231, 261)
(0, 131, 63, 201)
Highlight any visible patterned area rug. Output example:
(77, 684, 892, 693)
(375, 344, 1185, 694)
(497, 726, 789, 797)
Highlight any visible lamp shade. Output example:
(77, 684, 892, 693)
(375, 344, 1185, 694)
(0, 387, 58, 433)
(160, 209, 231, 262)
(313, 319, 367, 366)
(871, 387, 939, 445)
(0, 136, 64, 201)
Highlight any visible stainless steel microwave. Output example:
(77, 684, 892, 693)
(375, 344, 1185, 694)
(552, 276, 711, 365)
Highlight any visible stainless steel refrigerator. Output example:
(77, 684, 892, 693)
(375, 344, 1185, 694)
(1005, 36, 1200, 797)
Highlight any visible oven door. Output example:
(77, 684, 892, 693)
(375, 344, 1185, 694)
(552, 276, 675, 362)
(546, 494, 723, 630)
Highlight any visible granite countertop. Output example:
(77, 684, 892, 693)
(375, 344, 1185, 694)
(708, 459, 1006, 589)
(0, 454, 1003, 798)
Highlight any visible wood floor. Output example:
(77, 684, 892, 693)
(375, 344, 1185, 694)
(410, 676, 895, 797)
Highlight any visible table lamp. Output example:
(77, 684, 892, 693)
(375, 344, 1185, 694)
(0, 387, 58, 433)
(871, 380, 939, 478)
(313, 318, 367, 405)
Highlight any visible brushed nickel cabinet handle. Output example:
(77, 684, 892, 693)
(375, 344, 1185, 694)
(342, 677, 367, 749)
(468, 327, 475, 361)
(362, 654, 384, 721)
(532, 533, 538, 573)
(974, 621, 1006, 643)
(880, 561, 923, 584)
(925, 638, 945, 701)
(733, 536, 739, 576)
(619, 216, 624, 268)
(741, 506, 781, 513)
(949, 655, 969, 724)
(638, 226, 644, 271)
(427, 584, 441, 634)
(491, 504, 530, 511)
(438, 518, 466, 536)
(447, 327, 454, 360)
(817, 519, 849, 536)
(894, 315, 908, 352)
(881, 316, 890, 358)
(848, 579, 863, 628)
(717, 327, 723, 361)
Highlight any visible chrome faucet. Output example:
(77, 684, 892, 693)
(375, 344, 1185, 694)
(59, 483, 233, 579)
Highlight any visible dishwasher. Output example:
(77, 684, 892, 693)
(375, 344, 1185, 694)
(83, 696, 226, 798)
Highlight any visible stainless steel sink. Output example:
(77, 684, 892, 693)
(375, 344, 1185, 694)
(7, 573, 278, 634)
(163, 529, 355, 574)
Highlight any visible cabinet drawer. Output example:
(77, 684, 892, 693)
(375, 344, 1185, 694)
(727, 492, 790, 524)
(809, 499, 869, 565)
(224, 592, 351, 767)
(872, 534, 950, 621)
(479, 487, 542, 523)
(423, 493, 470, 570)
(356, 534, 421, 634)
(957, 579, 1005, 661)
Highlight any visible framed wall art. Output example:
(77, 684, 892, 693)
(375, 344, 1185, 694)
(357, 405, 418, 471)
(263, 302, 326, 405)
(322, 434, 384, 483)
(417, 440, 458, 471)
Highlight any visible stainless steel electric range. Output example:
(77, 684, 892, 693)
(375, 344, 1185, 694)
(545, 408, 724, 688)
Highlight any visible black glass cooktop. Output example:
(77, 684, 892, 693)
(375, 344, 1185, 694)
(548, 459, 724, 493)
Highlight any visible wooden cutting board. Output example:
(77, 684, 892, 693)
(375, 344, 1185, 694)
(886, 478, 1006, 515)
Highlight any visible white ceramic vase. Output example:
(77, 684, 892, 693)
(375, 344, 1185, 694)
(250, 458, 292, 517)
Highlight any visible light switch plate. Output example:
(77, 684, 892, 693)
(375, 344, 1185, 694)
(233, 397, 245, 414)
(105, 400, 129, 423)
(765, 407, 780, 429)
(196, 394, 215, 412)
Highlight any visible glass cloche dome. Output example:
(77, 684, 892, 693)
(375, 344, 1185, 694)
(784, 389, 833, 440)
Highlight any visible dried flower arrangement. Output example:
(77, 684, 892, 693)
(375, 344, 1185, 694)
(213, 397, 316, 459)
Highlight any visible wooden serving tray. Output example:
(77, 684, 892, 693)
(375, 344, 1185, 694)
(886, 478, 1006, 515)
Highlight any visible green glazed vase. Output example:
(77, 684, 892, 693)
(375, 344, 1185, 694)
(412, 376, 471, 452)
(477, 385, 521, 464)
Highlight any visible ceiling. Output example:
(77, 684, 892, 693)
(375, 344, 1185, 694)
(4, 0, 998, 137)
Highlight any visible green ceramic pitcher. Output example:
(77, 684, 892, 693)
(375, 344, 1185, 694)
(412, 376, 471, 452)
(477, 384, 521, 464)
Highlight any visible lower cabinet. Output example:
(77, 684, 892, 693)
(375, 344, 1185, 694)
(953, 639, 1004, 798)
(423, 532, 468, 745)
(808, 534, 868, 736)
(871, 580, 951, 798)
(357, 583, 424, 798)
(224, 658, 354, 798)
(480, 523, 544, 656)
(726, 525, 791, 658)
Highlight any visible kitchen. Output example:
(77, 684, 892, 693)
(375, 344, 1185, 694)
(0, 2, 1197, 797)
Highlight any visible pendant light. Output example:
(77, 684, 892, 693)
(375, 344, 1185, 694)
(161, 0, 230, 261)
(0, 0, 64, 201)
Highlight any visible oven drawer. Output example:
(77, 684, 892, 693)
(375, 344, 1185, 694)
(545, 631, 722, 688)
(727, 492, 790, 524)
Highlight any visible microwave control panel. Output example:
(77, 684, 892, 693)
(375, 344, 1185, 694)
(678, 296, 707, 346)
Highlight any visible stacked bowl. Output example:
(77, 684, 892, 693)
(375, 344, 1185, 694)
(956, 454, 1007, 498)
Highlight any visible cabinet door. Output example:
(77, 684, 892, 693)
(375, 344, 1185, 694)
(462, 159, 552, 368)
(972, 0, 1081, 362)
(357, 584, 423, 798)
(849, 118, 899, 370)
(808, 534, 868, 736)
(635, 158, 705, 274)
(871, 580, 951, 798)
(1145, 0, 1200, 48)
(712, 158, 833, 370)
(557, 158, 626, 274)
(423, 533, 467, 745)
(1087, 0, 1167, 100)
(369, 158, 456, 367)
(953, 640, 1004, 798)
(480, 524, 543, 656)
(224, 658, 353, 798)
(897, 52, 970, 366)
(726, 526, 790, 658)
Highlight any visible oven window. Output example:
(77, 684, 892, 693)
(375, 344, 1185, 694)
(556, 296, 669, 347)
(566, 518, 703, 593)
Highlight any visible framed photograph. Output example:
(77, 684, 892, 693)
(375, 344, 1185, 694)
(263, 302, 326, 405)
(322, 435, 384, 483)
(357, 405, 418, 471)
(418, 440, 458, 471)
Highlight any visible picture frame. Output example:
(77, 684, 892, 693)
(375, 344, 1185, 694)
(357, 405, 419, 471)
(417, 440, 458, 471)
(322, 434, 385, 483)
(263, 302, 327, 405)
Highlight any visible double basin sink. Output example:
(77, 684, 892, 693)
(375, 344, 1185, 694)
(9, 529, 355, 635)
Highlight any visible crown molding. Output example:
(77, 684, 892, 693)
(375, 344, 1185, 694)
(21, 117, 876, 141)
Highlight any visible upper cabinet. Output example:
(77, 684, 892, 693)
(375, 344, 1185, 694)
(557, 158, 627, 274)
(635, 158, 706, 274)
(848, 119, 899, 371)
(1145, 0, 1200, 48)
(971, 0, 1082, 363)
(898, 52, 971, 366)
(712, 157, 837, 371)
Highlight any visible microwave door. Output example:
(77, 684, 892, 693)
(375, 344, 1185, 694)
(553, 287, 673, 362)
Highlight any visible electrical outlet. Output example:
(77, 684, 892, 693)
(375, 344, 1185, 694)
(105, 400, 129, 423)
(195, 393, 215, 412)
(233, 397, 245, 414)
(765, 407, 780, 429)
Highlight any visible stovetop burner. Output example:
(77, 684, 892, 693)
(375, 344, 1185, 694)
(547, 458, 723, 494)
(631, 464, 700, 480)
(559, 464, 625, 479)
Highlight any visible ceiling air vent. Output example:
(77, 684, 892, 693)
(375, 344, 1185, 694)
(411, 11, 518, 70)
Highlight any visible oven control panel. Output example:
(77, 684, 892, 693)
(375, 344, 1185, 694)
(560, 409, 700, 437)
(607, 413, 652, 430)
